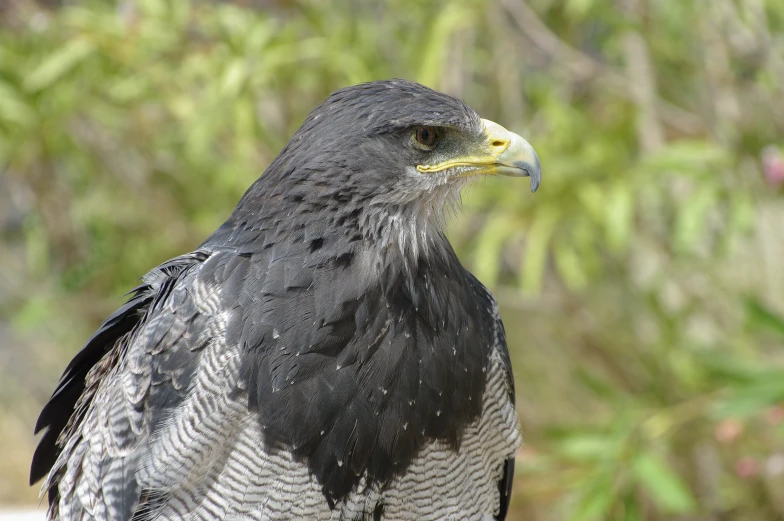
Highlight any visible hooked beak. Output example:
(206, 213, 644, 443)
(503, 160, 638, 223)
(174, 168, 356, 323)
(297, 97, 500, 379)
(415, 118, 541, 192)
(479, 119, 541, 192)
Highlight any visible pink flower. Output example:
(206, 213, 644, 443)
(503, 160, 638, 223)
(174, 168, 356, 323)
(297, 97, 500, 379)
(762, 146, 784, 189)
(735, 457, 759, 479)
(715, 418, 744, 443)
(765, 405, 784, 426)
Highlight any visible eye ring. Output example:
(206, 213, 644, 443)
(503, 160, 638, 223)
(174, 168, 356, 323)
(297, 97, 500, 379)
(414, 126, 438, 147)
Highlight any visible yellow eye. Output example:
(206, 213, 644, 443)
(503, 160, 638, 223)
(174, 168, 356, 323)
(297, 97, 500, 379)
(414, 126, 438, 147)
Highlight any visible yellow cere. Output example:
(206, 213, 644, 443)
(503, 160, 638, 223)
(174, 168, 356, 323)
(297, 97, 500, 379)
(416, 119, 513, 174)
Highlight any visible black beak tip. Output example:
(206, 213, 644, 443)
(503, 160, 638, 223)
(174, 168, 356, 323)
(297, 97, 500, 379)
(513, 158, 541, 193)
(529, 171, 540, 192)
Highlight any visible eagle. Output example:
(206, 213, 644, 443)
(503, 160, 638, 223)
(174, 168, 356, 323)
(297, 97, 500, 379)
(31, 80, 541, 521)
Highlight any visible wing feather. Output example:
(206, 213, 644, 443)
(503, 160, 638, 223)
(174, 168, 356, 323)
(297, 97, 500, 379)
(31, 251, 211, 521)
(485, 285, 517, 521)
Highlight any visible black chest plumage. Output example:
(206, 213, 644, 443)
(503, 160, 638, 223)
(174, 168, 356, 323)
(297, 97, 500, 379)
(201, 210, 496, 504)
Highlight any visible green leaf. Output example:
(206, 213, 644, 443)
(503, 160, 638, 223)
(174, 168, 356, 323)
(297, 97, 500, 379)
(555, 434, 617, 461)
(698, 350, 774, 384)
(521, 207, 558, 294)
(473, 213, 516, 287)
(713, 376, 784, 419)
(569, 474, 615, 521)
(632, 453, 696, 514)
(554, 239, 588, 290)
(138, 0, 169, 19)
(24, 38, 95, 93)
(605, 182, 633, 253)
(565, 0, 595, 19)
(415, 5, 472, 88)
(728, 192, 754, 235)
(673, 185, 716, 253)
(577, 183, 606, 223)
(11, 296, 55, 331)
(745, 298, 784, 338)
(0, 80, 35, 126)
(221, 58, 248, 98)
(575, 367, 622, 399)
(639, 140, 729, 175)
(622, 492, 643, 521)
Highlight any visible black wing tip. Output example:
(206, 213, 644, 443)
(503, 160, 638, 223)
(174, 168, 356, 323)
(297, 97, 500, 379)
(33, 416, 46, 435)
(496, 457, 515, 520)
(30, 431, 54, 485)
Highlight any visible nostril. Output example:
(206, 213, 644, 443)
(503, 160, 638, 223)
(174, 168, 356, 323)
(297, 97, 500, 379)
(492, 140, 506, 148)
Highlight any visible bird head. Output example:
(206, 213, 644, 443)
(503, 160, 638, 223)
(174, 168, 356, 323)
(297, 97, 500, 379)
(220, 80, 540, 255)
(277, 80, 540, 201)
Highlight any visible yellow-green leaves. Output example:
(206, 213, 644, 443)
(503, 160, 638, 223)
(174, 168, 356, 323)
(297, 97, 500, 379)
(415, 4, 473, 88)
(24, 38, 94, 93)
(631, 454, 696, 514)
(472, 212, 518, 288)
(522, 206, 559, 294)
(0, 80, 36, 126)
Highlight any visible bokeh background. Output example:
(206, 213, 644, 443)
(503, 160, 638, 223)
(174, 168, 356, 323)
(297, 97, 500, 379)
(2, 0, 784, 519)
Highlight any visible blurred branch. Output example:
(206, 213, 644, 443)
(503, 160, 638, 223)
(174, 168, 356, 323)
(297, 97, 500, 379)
(619, 0, 664, 152)
(697, 0, 741, 145)
(499, 0, 704, 135)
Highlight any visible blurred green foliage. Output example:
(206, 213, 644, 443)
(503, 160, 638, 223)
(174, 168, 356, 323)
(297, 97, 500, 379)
(1, 0, 784, 519)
